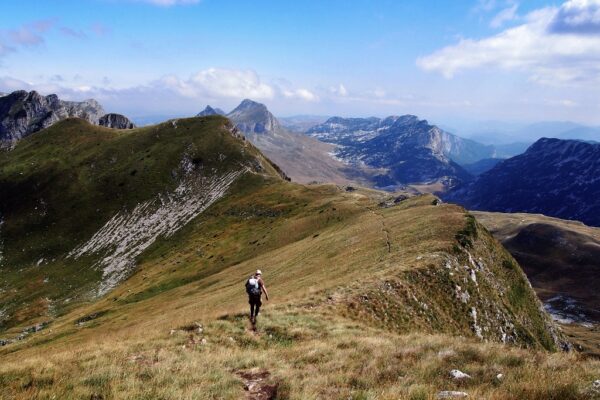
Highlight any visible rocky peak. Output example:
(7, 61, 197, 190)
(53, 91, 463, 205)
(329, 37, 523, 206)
(99, 113, 136, 129)
(226, 99, 280, 134)
(445, 137, 600, 226)
(196, 105, 225, 117)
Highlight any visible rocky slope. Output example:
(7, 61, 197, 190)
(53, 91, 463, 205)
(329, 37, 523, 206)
(446, 138, 600, 227)
(98, 113, 136, 129)
(307, 115, 474, 190)
(0, 90, 137, 148)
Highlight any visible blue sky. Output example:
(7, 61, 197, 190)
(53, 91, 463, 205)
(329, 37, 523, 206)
(2, 0, 600, 127)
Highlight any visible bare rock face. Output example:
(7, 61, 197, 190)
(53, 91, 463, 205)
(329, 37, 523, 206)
(99, 113, 136, 129)
(0, 90, 105, 148)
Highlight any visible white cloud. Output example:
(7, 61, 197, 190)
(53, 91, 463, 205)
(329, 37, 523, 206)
(329, 83, 348, 97)
(417, 1, 600, 85)
(283, 88, 318, 102)
(0, 67, 319, 115)
(490, 3, 519, 28)
(0, 19, 55, 52)
(189, 68, 274, 99)
(549, 0, 600, 34)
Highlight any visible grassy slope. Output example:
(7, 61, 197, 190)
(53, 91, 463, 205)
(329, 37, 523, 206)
(0, 120, 599, 398)
(0, 116, 281, 328)
(473, 211, 600, 357)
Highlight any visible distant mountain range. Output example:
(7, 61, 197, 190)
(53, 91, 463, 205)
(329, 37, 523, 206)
(198, 99, 373, 186)
(447, 119, 600, 146)
(0, 90, 135, 149)
(446, 138, 600, 227)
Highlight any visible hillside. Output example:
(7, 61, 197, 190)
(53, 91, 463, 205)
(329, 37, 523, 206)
(446, 138, 600, 227)
(473, 211, 600, 356)
(1, 118, 599, 399)
(306, 115, 475, 190)
(0, 115, 284, 328)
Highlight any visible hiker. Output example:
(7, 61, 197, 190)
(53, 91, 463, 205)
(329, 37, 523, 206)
(246, 269, 269, 325)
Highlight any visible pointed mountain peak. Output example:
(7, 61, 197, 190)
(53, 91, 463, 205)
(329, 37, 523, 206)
(227, 99, 280, 134)
(197, 105, 225, 117)
(231, 99, 268, 113)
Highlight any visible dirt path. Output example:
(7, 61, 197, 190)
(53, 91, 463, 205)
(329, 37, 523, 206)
(368, 208, 392, 253)
(236, 368, 278, 400)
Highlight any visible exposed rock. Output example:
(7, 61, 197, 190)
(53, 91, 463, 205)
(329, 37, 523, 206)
(227, 99, 281, 134)
(0, 90, 105, 148)
(450, 369, 471, 380)
(22, 321, 49, 334)
(437, 391, 468, 398)
(98, 113, 136, 129)
(68, 157, 244, 295)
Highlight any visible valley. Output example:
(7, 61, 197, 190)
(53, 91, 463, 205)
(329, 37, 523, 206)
(473, 211, 600, 357)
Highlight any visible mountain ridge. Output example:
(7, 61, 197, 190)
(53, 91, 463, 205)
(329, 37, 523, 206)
(306, 114, 476, 190)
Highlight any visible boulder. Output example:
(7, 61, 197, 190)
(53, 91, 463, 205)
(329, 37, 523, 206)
(99, 113, 136, 129)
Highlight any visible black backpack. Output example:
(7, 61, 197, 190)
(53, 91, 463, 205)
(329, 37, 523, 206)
(245, 277, 261, 296)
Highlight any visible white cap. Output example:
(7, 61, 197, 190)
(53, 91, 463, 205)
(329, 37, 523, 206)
(256, 269, 262, 275)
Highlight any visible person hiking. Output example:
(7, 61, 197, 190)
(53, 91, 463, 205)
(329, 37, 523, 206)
(246, 269, 269, 326)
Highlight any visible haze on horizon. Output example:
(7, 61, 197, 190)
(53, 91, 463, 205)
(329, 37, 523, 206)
(2, 0, 600, 134)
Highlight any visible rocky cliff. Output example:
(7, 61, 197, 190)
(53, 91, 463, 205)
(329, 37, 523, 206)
(309, 115, 473, 189)
(0, 90, 105, 148)
(98, 113, 136, 129)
